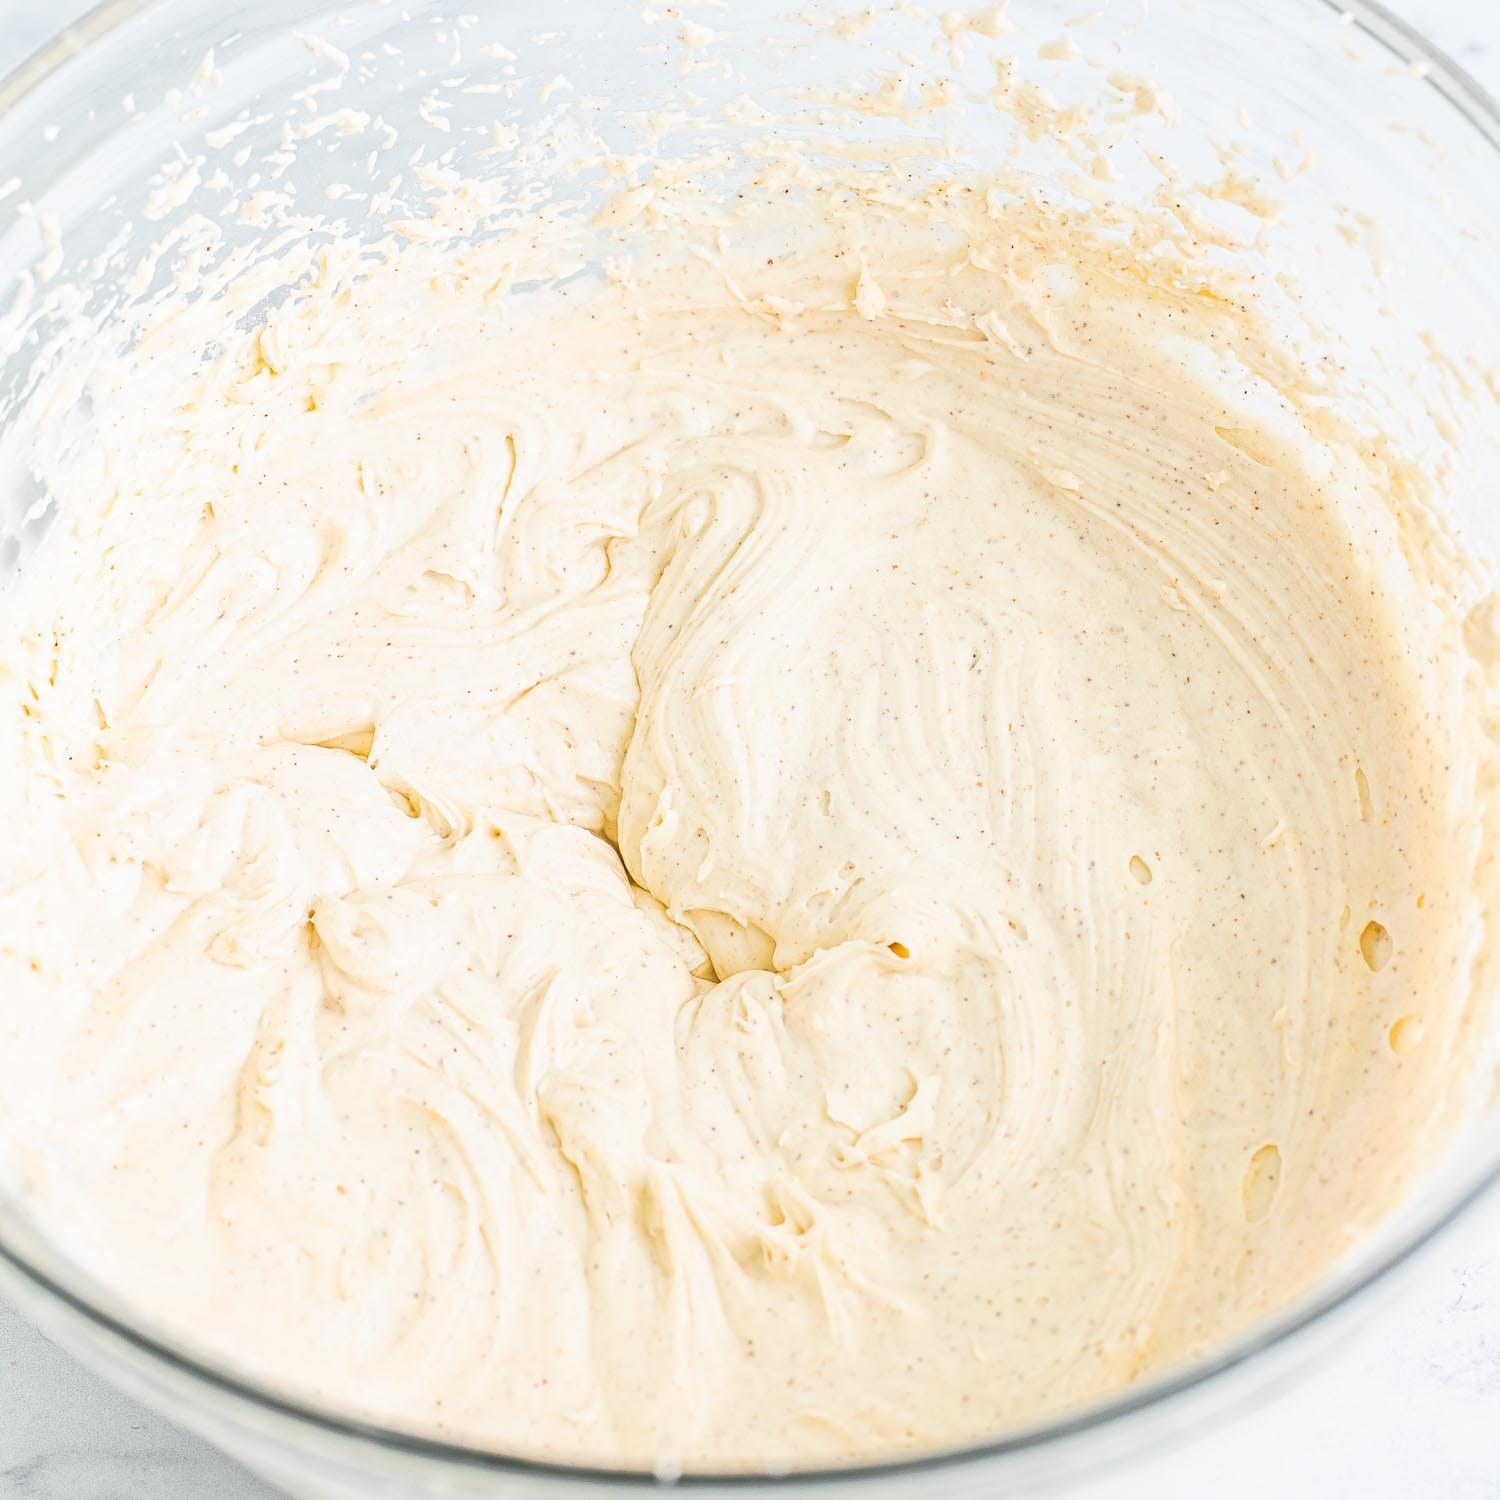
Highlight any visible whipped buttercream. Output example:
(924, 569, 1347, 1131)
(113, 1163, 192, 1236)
(0, 182, 1493, 1469)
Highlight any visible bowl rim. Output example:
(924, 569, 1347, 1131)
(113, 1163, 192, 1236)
(0, 0, 1497, 1487)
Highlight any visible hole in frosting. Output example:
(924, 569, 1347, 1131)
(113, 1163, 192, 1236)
(1354, 765, 1373, 822)
(1358, 919, 1392, 973)
(1241, 1142, 1282, 1223)
(1387, 1014, 1425, 1055)
(1128, 854, 1152, 885)
(388, 788, 421, 819)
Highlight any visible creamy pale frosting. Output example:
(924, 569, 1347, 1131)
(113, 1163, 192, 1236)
(0, 193, 1492, 1469)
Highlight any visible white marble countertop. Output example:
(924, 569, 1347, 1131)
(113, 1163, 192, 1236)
(0, 1, 1497, 1497)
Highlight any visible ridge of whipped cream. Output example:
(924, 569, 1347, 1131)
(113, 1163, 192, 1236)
(0, 1, 1498, 1476)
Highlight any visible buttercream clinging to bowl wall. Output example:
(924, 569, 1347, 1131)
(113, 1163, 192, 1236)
(0, 0, 1497, 1475)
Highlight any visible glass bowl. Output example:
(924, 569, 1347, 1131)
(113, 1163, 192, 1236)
(0, 1, 1497, 1495)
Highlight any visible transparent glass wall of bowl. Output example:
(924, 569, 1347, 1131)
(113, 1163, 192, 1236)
(2, 1, 1498, 565)
(0, 0, 1497, 1496)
